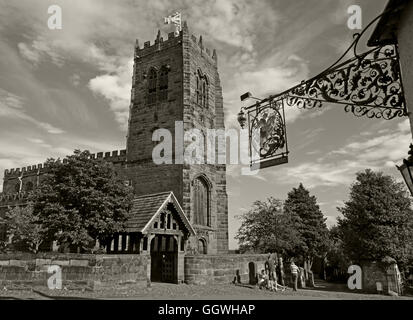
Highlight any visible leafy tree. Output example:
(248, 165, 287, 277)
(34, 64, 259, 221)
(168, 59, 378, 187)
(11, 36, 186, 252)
(0, 205, 45, 253)
(326, 226, 349, 269)
(236, 197, 302, 256)
(324, 225, 350, 281)
(30, 150, 134, 252)
(284, 183, 329, 286)
(337, 169, 413, 270)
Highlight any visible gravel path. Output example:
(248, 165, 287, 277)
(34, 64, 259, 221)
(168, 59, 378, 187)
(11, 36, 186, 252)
(1, 280, 412, 300)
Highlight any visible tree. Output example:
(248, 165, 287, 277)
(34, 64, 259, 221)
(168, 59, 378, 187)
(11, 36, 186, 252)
(284, 183, 329, 286)
(236, 197, 302, 256)
(325, 225, 350, 281)
(337, 169, 413, 270)
(30, 150, 134, 252)
(0, 205, 45, 253)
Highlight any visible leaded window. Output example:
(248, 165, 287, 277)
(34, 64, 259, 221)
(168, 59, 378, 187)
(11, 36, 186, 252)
(148, 68, 157, 105)
(196, 70, 209, 108)
(158, 66, 169, 101)
(193, 176, 210, 226)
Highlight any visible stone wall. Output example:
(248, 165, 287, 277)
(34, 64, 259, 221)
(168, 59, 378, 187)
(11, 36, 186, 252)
(361, 262, 387, 293)
(361, 261, 402, 295)
(184, 254, 268, 285)
(0, 253, 149, 290)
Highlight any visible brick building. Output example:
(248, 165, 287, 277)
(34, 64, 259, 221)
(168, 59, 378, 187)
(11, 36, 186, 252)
(0, 22, 229, 283)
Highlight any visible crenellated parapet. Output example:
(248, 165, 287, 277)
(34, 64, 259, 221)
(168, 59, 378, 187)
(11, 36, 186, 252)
(187, 33, 217, 65)
(134, 21, 217, 65)
(135, 30, 182, 59)
(4, 163, 47, 179)
(3, 150, 127, 179)
(89, 149, 126, 164)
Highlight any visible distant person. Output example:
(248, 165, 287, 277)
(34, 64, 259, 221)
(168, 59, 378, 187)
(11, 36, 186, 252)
(277, 256, 285, 286)
(290, 260, 299, 291)
(258, 269, 269, 290)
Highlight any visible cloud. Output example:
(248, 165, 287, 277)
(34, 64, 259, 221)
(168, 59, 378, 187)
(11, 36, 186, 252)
(325, 215, 338, 228)
(279, 161, 356, 188)
(1, 0, 287, 130)
(183, 0, 281, 51)
(224, 54, 311, 128)
(332, 119, 411, 166)
(269, 118, 411, 188)
(0, 88, 64, 134)
(17, 42, 41, 65)
(88, 59, 133, 129)
(70, 74, 81, 86)
(18, 38, 64, 67)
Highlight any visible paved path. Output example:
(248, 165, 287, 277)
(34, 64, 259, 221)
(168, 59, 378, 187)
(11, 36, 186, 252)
(1, 279, 412, 300)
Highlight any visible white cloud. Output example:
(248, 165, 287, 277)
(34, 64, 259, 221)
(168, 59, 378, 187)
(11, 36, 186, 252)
(224, 55, 311, 129)
(88, 59, 133, 129)
(325, 215, 338, 228)
(279, 161, 356, 188)
(17, 42, 41, 65)
(269, 118, 411, 188)
(0, 88, 64, 134)
(3, 0, 285, 130)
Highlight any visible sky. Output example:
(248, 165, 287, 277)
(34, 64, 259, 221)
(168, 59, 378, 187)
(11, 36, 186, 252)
(0, 0, 411, 250)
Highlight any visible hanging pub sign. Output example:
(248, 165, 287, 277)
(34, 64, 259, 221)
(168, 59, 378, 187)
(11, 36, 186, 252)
(238, 98, 289, 170)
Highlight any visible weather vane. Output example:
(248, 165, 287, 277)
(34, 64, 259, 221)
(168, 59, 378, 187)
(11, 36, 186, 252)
(164, 11, 182, 36)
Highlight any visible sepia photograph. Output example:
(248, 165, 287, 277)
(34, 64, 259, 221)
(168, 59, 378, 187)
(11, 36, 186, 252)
(0, 0, 412, 314)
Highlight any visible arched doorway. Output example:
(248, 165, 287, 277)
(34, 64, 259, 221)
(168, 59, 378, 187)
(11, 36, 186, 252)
(150, 235, 178, 283)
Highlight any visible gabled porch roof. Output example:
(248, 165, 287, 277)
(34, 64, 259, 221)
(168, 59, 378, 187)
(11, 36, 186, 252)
(126, 191, 196, 236)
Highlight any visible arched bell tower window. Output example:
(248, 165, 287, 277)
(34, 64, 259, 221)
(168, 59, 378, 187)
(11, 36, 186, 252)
(158, 65, 169, 101)
(148, 68, 157, 105)
(196, 70, 209, 108)
(193, 176, 211, 226)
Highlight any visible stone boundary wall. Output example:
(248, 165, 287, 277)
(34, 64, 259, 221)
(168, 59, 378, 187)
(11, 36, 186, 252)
(361, 261, 402, 295)
(184, 254, 268, 285)
(0, 253, 149, 290)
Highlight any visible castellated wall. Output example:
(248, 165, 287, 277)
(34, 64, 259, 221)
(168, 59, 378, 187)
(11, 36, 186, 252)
(1, 149, 126, 196)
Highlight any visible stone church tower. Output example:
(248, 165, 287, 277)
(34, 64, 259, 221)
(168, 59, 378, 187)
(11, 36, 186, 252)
(123, 22, 228, 254)
(1, 22, 229, 259)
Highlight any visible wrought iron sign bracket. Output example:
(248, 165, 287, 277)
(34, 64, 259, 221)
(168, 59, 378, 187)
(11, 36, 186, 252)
(238, 8, 408, 170)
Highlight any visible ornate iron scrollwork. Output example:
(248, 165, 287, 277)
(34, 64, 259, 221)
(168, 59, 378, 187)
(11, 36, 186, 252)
(285, 44, 405, 120)
(239, 8, 407, 169)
